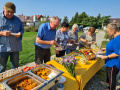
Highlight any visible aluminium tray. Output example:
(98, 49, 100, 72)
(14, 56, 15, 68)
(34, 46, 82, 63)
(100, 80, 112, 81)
(1, 72, 45, 90)
(28, 64, 64, 89)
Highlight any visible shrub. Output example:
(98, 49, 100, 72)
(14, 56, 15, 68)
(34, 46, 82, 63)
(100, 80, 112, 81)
(24, 27, 30, 32)
(33, 27, 38, 32)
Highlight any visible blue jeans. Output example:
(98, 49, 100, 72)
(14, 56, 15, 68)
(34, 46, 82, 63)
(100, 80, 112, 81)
(66, 47, 73, 54)
(0, 52, 19, 73)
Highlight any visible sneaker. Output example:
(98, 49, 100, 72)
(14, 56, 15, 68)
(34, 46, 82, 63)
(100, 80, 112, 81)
(100, 81, 109, 86)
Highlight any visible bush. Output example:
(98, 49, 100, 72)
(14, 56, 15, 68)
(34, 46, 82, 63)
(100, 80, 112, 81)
(24, 27, 30, 32)
(33, 27, 38, 32)
(30, 26, 35, 32)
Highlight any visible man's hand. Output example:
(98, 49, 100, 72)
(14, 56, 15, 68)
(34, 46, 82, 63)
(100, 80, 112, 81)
(2, 31, 11, 36)
(50, 40, 57, 46)
(13, 32, 21, 37)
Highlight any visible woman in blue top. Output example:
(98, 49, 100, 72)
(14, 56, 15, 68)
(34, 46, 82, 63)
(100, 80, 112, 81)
(101, 23, 120, 90)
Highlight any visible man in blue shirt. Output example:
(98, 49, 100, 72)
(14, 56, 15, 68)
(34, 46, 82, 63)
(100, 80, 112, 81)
(0, 2, 24, 73)
(34, 16, 60, 65)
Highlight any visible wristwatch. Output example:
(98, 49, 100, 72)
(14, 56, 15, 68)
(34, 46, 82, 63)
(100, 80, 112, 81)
(107, 56, 110, 59)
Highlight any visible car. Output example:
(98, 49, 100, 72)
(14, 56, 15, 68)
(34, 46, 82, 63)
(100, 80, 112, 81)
(83, 26, 91, 31)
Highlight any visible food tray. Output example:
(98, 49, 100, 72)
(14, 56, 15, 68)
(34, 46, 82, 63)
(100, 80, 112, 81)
(29, 64, 63, 81)
(28, 64, 64, 89)
(1, 72, 45, 90)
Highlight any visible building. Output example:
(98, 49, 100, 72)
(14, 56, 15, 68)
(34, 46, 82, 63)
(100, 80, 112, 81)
(109, 18, 120, 26)
(17, 14, 45, 27)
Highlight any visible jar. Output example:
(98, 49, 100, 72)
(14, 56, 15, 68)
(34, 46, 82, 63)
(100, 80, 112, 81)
(57, 83, 64, 90)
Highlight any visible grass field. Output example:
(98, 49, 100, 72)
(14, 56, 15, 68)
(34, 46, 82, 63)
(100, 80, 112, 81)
(6, 31, 82, 69)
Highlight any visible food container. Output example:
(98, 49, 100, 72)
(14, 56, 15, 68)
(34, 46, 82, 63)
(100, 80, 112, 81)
(84, 49, 96, 60)
(1, 72, 45, 90)
(28, 64, 64, 90)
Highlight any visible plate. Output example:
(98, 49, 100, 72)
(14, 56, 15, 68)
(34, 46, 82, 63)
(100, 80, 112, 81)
(58, 76, 66, 83)
(75, 43, 79, 45)
(87, 42, 92, 44)
(96, 54, 104, 57)
(55, 47, 63, 51)
(11, 33, 19, 35)
(67, 44, 72, 46)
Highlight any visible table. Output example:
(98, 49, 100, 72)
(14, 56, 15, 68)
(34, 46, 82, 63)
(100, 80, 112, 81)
(75, 58, 104, 90)
(47, 60, 79, 90)
(47, 49, 105, 90)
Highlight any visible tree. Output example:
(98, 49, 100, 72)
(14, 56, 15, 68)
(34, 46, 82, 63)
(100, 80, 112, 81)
(62, 16, 69, 23)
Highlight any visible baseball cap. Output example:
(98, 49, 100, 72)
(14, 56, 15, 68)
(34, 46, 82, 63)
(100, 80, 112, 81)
(4, 2, 16, 13)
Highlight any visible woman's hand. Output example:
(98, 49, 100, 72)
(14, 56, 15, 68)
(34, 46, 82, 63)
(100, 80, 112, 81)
(72, 39, 76, 43)
(83, 39, 87, 43)
(55, 50, 59, 54)
(101, 48, 106, 51)
(101, 56, 108, 60)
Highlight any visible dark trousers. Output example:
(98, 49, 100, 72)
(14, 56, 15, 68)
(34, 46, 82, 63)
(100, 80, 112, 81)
(35, 45, 51, 65)
(56, 50, 65, 57)
(0, 52, 19, 73)
(106, 65, 119, 90)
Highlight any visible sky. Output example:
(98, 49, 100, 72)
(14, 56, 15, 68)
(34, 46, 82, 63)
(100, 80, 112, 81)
(0, 0, 120, 21)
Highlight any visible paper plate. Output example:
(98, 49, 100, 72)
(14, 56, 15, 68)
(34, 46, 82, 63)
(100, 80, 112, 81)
(75, 43, 79, 45)
(67, 44, 72, 46)
(96, 54, 104, 57)
(55, 47, 63, 51)
(58, 76, 66, 83)
(11, 33, 19, 35)
(87, 42, 92, 44)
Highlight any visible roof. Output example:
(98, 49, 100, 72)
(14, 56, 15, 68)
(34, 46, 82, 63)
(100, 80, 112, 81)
(17, 15, 27, 22)
(26, 16, 33, 22)
(36, 15, 42, 19)
(109, 18, 120, 25)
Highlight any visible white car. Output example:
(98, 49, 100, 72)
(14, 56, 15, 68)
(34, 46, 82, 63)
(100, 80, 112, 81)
(83, 26, 91, 31)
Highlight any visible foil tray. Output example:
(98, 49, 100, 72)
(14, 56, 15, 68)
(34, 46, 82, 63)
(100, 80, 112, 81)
(1, 72, 45, 90)
(28, 64, 64, 82)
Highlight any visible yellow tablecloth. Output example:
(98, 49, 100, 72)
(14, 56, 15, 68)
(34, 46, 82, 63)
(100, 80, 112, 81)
(75, 58, 104, 90)
(47, 49, 105, 90)
(47, 60, 79, 90)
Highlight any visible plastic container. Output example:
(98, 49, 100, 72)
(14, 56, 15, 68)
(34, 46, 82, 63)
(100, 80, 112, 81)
(57, 83, 64, 90)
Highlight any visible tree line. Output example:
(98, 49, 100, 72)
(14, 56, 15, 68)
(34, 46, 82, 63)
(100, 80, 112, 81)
(62, 12, 111, 29)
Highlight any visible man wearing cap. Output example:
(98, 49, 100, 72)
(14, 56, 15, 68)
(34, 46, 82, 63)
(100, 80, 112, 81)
(0, 2, 24, 73)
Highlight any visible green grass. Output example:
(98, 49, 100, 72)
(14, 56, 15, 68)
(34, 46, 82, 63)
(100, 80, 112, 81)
(6, 32, 37, 69)
(100, 41, 109, 49)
